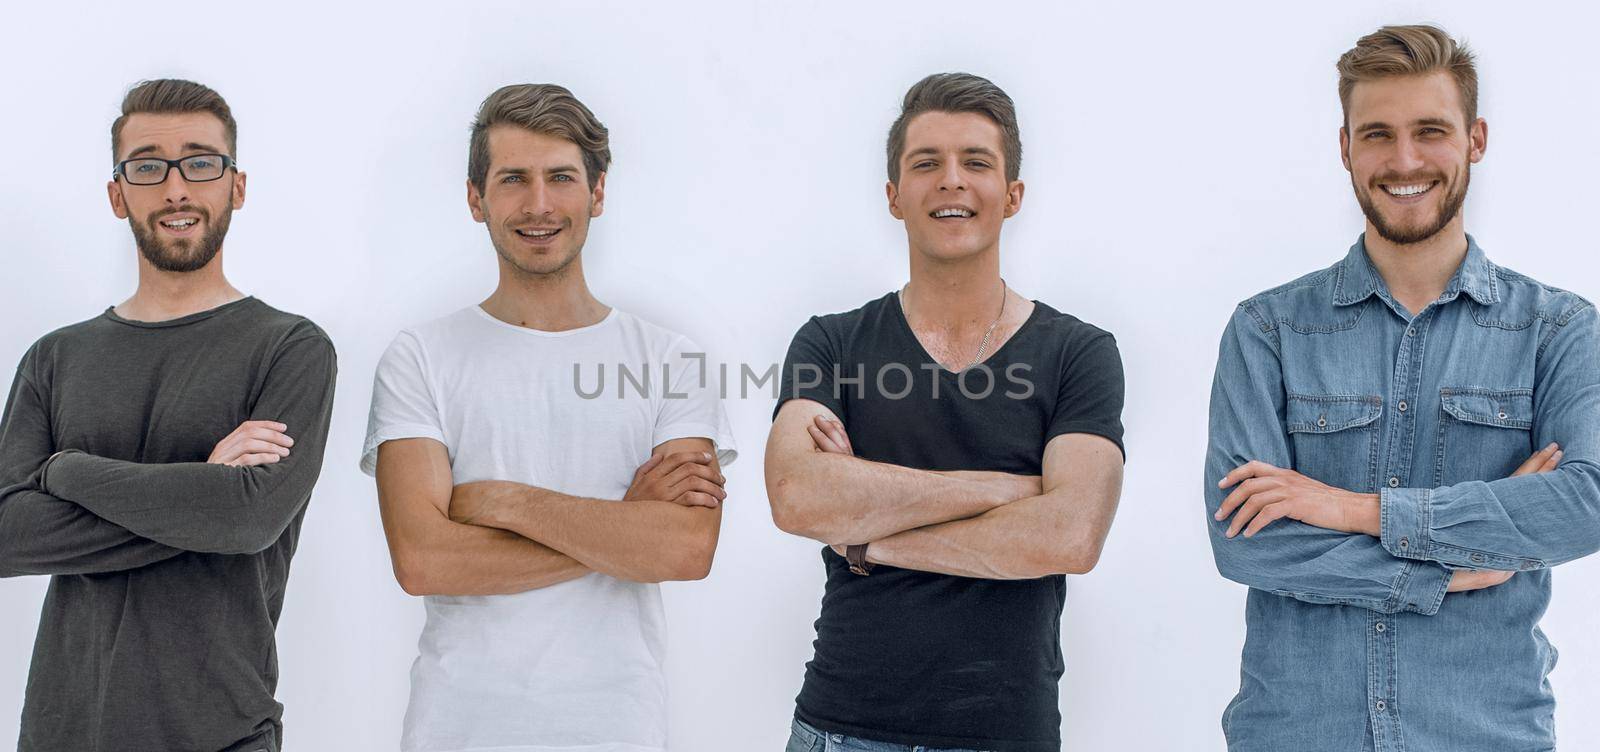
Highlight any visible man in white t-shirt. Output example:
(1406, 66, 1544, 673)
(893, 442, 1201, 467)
(361, 83, 737, 752)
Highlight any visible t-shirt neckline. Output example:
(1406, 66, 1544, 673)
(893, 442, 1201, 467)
(889, 290, 1043, 375)
(101, 295, 258, 329)
(472, 304, 619, 337)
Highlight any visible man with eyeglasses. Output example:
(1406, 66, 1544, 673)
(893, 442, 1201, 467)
(0, 79, 336, 752)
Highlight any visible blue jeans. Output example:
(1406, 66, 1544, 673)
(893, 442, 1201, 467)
(784, 717, 990, 752)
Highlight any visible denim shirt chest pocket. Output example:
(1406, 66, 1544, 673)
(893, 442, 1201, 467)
(1285, 393, 1384, 493)
(1436, 387, 1534, 486)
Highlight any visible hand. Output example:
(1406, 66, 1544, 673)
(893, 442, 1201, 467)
(448, 480, 524, 525)
(625, 451, 726, 508)
(808, 415, 853, 456)
(1511, 442, 1562, 476)
(1443, 443, 1560, 592)
(1215, 442, 1564, 539)
(1447, 568, 1515, 592)
(208, 420, 294, 467)
(1215, 461, 1380, 538)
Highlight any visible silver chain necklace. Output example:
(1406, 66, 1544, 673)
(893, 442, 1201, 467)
(899, 278, 1008, 370)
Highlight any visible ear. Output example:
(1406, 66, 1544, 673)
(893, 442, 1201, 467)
(467, 179, 487, 223)
(108, 179, 129, 219)
(1002, 179, 1025, 219)
(886, 180, 903, 220)
(231, 170, 247, 210)
(1338, 126, 1352, 172)
(590, 171, 606, 218)
(1468, 117, 1488, 164)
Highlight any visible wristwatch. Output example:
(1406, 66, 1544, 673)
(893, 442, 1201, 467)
(846, 543, 874, 576)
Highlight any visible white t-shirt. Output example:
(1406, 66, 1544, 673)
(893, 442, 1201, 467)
(361, 306, 737, 752)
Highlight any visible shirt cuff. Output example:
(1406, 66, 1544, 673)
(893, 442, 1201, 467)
(1380, 486, 1432, 561)
(1394, 559, 1451, 616)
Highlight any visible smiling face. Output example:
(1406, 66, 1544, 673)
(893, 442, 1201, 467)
(468, 126, 604, 278)
(1341, 71, 1486, 246)
(887, 111, 1023, 262)
(107, 112, 244, 272)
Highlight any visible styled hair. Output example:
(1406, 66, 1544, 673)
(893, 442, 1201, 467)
(111, 79, 238, 163)
(885, 72, 1022, 184)
(1337, 25, 1478, 127)
(468, 83, 611, 192)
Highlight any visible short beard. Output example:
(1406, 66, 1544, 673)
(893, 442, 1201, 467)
(131, 203, 232, 273)
(1355, 165, 1469, 246)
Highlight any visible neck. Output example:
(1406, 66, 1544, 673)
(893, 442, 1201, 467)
(1363, 217, 1469, 315)
(480, 255, 608, 331)
(903, 244, 1004, 331)
(116, 249, 243, 322)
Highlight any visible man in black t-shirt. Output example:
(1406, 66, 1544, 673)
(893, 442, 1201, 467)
(766, 73, 1126, 752)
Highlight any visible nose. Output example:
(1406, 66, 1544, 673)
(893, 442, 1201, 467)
(160, 168, 193, 206)
(1391, 134, 1427, 174)
(523, 181, 556, 216)
(937, 160, 966, 192)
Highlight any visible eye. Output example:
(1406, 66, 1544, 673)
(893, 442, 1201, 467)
(187, 157, 216, 169)
(552, 173, 574, 183)
(1363, 131, 1391, 141)
(502, 175, 524, 184)
(966, 160, 991, 170)
(1419, 127, 1445, 136)
(133, 162, 161, 173)
(914, 160, 936, 170)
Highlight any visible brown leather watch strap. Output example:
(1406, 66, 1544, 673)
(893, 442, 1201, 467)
(846, 543, 874, 575)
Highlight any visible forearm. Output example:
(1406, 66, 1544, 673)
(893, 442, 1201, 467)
(768, 451, 1027, 545)
(866, 493, 1105, 579)
(1381, 460, 1600, 569)
(386, 516, 589, 596)
(0, 485, 182, 577)
(41, 450, 323, 554)
(469, 485, 720, 583)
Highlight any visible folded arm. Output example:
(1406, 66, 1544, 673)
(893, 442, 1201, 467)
(37, 331, 337, 555)
(1381, 303, 1600, 569)
(0, 350, 182, 577)
(451, 437, 726, 584)
(375, 437, 589, 596)
(860, 432, 1122, 579)
(764, 399, 1036, 545)
(1204, 305, 1452, 615)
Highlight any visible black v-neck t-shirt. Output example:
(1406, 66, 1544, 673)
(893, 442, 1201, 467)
(774, 292, 1125, 751)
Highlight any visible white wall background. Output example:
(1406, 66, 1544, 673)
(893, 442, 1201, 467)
(2, 1, 1598, 749)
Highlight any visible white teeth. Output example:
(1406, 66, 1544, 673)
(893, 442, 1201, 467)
(517, 228, 558, 237)
(932, 208, 974, 218)
(161, 219, 196, 229)
(1385, 183, 1433, 197)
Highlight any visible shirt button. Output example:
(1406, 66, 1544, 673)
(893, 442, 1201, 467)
(1388, 477, 1400, 488)
(1407, 327, 1416, 337)
(1398, 537, 1409, 549)
(1398, 400, 1408, 412)
(1471, 553, 1486, 564)
(1376, 700, 1388, 712)
(1317, 415, 1328, 428)
(1375, 622, 1387, 632)
(1497, 411, 1508, 420)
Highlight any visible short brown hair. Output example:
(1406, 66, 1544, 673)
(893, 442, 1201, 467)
(111, 79, 237, 164)
(886, 72, 1022, 184)
(468, 84, 611, 192)
(1337, 25, 1478, 127)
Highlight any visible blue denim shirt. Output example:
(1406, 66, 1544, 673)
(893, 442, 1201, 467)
(1204, 235, 1600, 752)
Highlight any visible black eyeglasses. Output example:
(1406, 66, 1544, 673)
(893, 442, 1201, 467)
(113, 154, 238, 186)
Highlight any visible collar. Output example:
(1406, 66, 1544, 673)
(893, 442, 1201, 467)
(1332, 233, 1498, 307)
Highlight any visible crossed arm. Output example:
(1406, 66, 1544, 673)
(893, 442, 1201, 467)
(764, 398, 1124, 579)
(0, 334, 336, 576)
(1204, 303, 1600, 611)
(375, 436, 726, 596)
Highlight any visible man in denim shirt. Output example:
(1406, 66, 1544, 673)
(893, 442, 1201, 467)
(1205, 25, 1600, 752)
